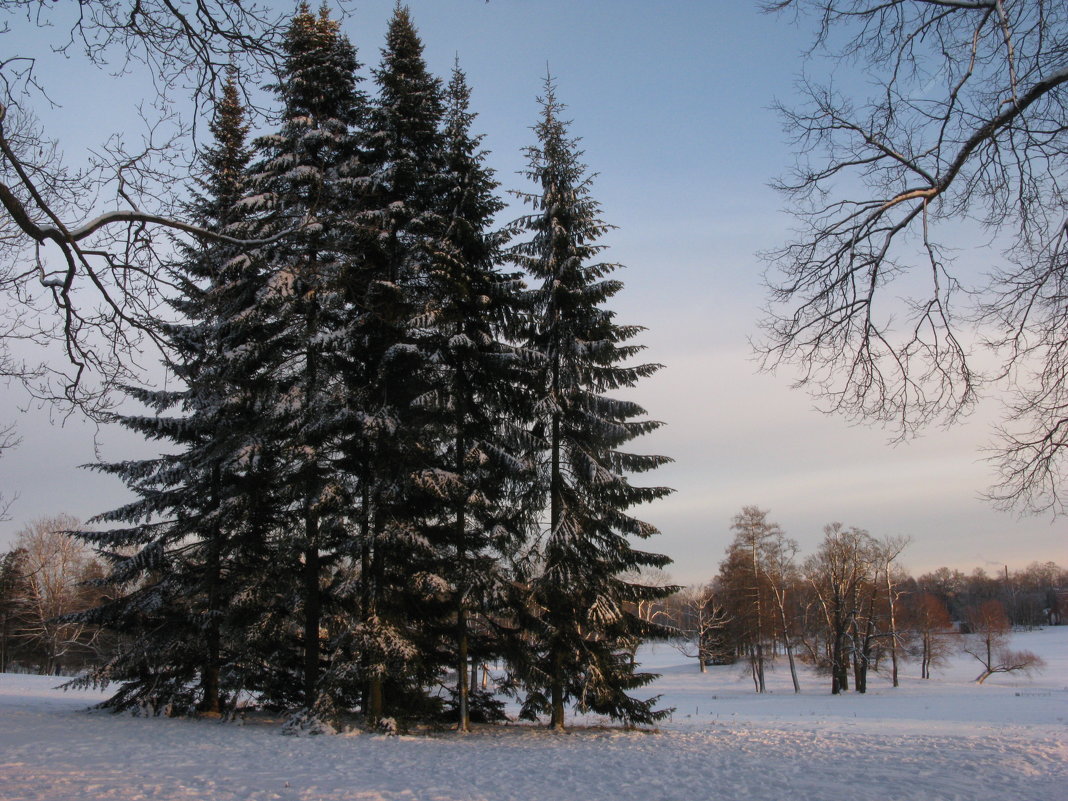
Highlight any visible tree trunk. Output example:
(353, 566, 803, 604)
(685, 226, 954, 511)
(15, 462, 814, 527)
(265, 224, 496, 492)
(359, 478, 373, 718)
(774, 588, 800, 693)
(454, 384, 470, 732)
(201, 537, 222, 714)
(547, 359, 565, 732)
(785, 639, 800, 694)
(366, 512, 385, 727)
(549, 648, 566, 731)
(456, 495, 470, 730)
(301, 290, 322, 712)
(831, 622, 849, 694)
(550, 680, 566, 730)
(855, 601, 877, 695)
(369, 674, 383, 723)
(303, 507, 320, 710)
(751, 539, 765, 693)
(199, 463, 222, 715)
(457, 616, 469, 732)
(886, 570, 900, 688)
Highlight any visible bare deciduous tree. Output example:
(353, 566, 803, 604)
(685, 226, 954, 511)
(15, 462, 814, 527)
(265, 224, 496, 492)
(875, 535, 910, 687)
(720, 506, 782, 692)
(963, 599, 1046, 683)
(0, 1, 297, 411)
(12, 513, 101, 674)
(620, 566, 676, 625)
(805, 523, 874, 694)
(762, 0, 1068, 514)
(761, 527, 802, 693)
(908, 591, 959, 679)
(667, 583, 731, 673)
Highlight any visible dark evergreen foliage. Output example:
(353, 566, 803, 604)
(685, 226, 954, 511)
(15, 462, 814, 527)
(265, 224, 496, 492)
(339, 4, 450, 726)
(0, 547, 30, 673)
(243, 3, 368, 714)
(65, 71, 270, 716)
(68, 7, 674, 732)
(413, 62, 535, 730)
(509, 76, 677, 730)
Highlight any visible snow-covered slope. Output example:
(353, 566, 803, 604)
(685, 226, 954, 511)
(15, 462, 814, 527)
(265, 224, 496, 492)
(1, 628, 1065, 801)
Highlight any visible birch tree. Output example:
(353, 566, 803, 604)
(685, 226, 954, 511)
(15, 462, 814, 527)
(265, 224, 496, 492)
(12, 515, 100, 674)
(762, 526, 802, 693)
(805, 523, 874, 694)
(876, 535, 910, 687)
(720, 506, 781, 693)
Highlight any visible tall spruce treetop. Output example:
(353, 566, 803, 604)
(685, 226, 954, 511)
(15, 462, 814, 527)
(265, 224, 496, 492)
(423, 61, 530, 519)
(343, 2, 446, 447)
(511, 76, 676, 729)
(255, 3, 366, 232)
(366, 3, 445, 251)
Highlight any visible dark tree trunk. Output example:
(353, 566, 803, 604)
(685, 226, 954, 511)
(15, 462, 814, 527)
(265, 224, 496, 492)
(303, 506, 320, 709)
(454, 379, 470, 732)
(301, 290, 322, 712)
(366, 509, 386, 726)
(550, 651, 565, 731)
(199, 464, 223, 715)
(547, 359, 566, 732)
(359, 477, 373, 718)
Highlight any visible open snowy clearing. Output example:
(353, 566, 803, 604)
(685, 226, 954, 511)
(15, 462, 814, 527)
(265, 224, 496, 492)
(2, 629, 1066, 801)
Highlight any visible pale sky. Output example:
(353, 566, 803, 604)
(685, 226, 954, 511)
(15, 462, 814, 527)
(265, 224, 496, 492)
(0, 1, 1063, 583)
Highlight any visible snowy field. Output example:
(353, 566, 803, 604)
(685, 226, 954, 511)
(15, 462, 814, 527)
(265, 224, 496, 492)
(1, 629, 1066, 801)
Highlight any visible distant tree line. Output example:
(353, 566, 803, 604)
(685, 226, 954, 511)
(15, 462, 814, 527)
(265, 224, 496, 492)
(658, 507, 1060, 693)
(0, 5, 676, 733)
(2, 506, 1058, 696)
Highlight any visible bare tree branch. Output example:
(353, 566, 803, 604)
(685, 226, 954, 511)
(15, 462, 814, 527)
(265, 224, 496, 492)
(0, 1, 303, 415)
(762, 0, 1068, 510)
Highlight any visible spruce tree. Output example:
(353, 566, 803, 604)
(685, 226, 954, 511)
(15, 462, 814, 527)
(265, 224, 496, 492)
(244, 3, 367, 715)
(510, 77, 676, 730)
(341, 4, 448, 726)
(67, 71, 272, 716)
(416, 62, 532, 730)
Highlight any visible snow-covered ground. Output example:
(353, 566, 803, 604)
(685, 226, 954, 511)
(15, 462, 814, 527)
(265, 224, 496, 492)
(2, 628, 1066, 801)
